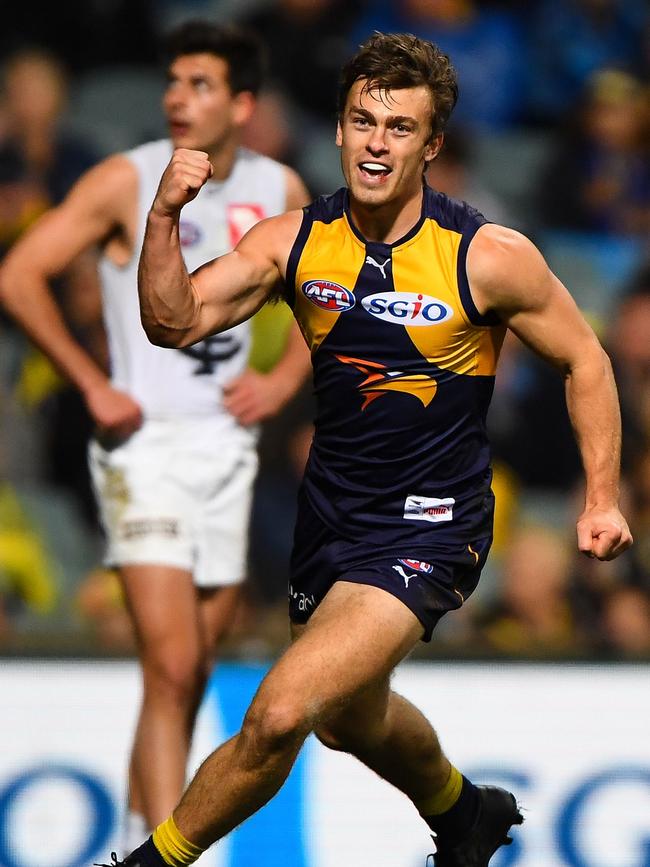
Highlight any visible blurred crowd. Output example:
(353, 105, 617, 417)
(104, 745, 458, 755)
(1, 0, 650, 659)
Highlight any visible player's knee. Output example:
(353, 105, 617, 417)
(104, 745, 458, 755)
(242, 694, 312, 756)
(141, 651, 206, 707)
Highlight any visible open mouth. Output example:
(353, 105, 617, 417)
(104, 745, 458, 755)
(170, 120, 191, 136)
(358, 162, 392, 182)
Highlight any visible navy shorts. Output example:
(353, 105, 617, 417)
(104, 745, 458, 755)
(289, 493, 492, 641)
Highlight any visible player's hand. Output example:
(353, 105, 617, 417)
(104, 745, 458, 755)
(84, 381, 143, 446)
(151, 148, 213, 218)
(576, 505, 633, 561)
(223, 369, 292, 426)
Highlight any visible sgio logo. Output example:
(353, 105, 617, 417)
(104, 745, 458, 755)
(302, 280, 355, 312)
(361, 292, 453, 326)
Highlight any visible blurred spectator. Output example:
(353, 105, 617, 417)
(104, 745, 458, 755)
(488, 333, 582, 494)
(609, 266, 650, 459)
(606, 278, 650, 597)
(352, 0, 526, 131)
(241, 0, 362, 127)
(0, 48, 97, 248)
(599, 586, 650, 656)
(0, 479, 59, 636)
(0, 48, 102, 524)
(425, 128, 514, 225)
(241, 0, 362, 193)
(241, 88, 300, 168)
(525, 0, 649, 126)
(537, 69, 650, 237)
(479, 523, 582, 655)
(0, 1, 157, 75)
(623, 448, 650, 592)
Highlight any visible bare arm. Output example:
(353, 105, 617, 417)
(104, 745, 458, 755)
(0, 156, 143, 439)
(468, 224, 632, 560)
(138, 148, 303, 347)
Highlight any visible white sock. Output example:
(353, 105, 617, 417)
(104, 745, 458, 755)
(122, 810, 150, 857)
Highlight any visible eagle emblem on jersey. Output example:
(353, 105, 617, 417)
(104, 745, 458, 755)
(335, 355, 437, 410)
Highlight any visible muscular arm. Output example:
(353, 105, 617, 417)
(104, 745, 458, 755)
(468, 224, 632, 560)
(138, 148, 303, 347)
(0, 156, 143, 437)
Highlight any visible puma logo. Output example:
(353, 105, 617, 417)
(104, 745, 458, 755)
(392, 564, 417, 588)
(365, 255, 391, 279)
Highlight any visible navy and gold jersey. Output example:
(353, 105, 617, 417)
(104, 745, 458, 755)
(286, 185, 506, 547)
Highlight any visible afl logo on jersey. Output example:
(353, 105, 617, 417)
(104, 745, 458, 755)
(398, 558, 433, 574)
(362, 292, 453, 326)
(179, 220, 203, 248)
(302, 280, 355, 312)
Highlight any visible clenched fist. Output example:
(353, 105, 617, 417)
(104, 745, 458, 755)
(151, 148, 213, 217)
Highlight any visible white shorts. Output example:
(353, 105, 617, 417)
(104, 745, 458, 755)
(88, 418, 258, 587)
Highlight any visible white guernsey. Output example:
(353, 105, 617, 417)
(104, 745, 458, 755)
(101, 140, 287, 425)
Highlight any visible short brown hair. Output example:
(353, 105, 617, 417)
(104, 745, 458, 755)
(338, 32, 458, 137)
(163, 20, 265, 96)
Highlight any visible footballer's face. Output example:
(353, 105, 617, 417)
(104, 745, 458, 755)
(337, 78, 442, 209)
(163, 54, 254, 155)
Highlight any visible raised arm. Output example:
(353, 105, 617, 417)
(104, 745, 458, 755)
(0, 156, 143, 440)
(468, 224, 632, 561)
(138, 148, 303, 347)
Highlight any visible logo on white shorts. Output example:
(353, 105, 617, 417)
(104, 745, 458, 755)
(120, 518, 179, 539)
(403, 495, 455, 523)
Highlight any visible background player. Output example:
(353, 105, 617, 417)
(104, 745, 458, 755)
(0, 20, 310, 854)
(116, 31, 630, 867)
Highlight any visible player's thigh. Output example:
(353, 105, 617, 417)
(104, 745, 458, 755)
(257, 581, 423, 724)
(119, 563, 202, 666)
(291, 622, 391, 735)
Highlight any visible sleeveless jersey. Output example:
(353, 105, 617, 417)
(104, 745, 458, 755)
(99, 139, 287, 427)
(287, 185, 506, 546)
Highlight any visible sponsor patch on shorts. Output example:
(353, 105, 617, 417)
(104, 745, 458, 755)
(119, 518, 180, 540)
(403, 495, 455, 523)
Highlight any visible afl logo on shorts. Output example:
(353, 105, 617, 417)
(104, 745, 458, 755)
(398, 558, 433, 574)
(302, 280, 355, 312)
(361, 292, 452, 326)
(179, 220, 203, 248)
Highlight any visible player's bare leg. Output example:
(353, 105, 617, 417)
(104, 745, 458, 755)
(115, 580, 521, 867)
(120, 565, 240, 829)
(171, 581, 424, 847)
(304, 619, 522, 865)
(311, 661, 453, 803)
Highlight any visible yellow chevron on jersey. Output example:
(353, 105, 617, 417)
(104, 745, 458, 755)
(392, 223, 505, 376)
(287, 186, 505, 378)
